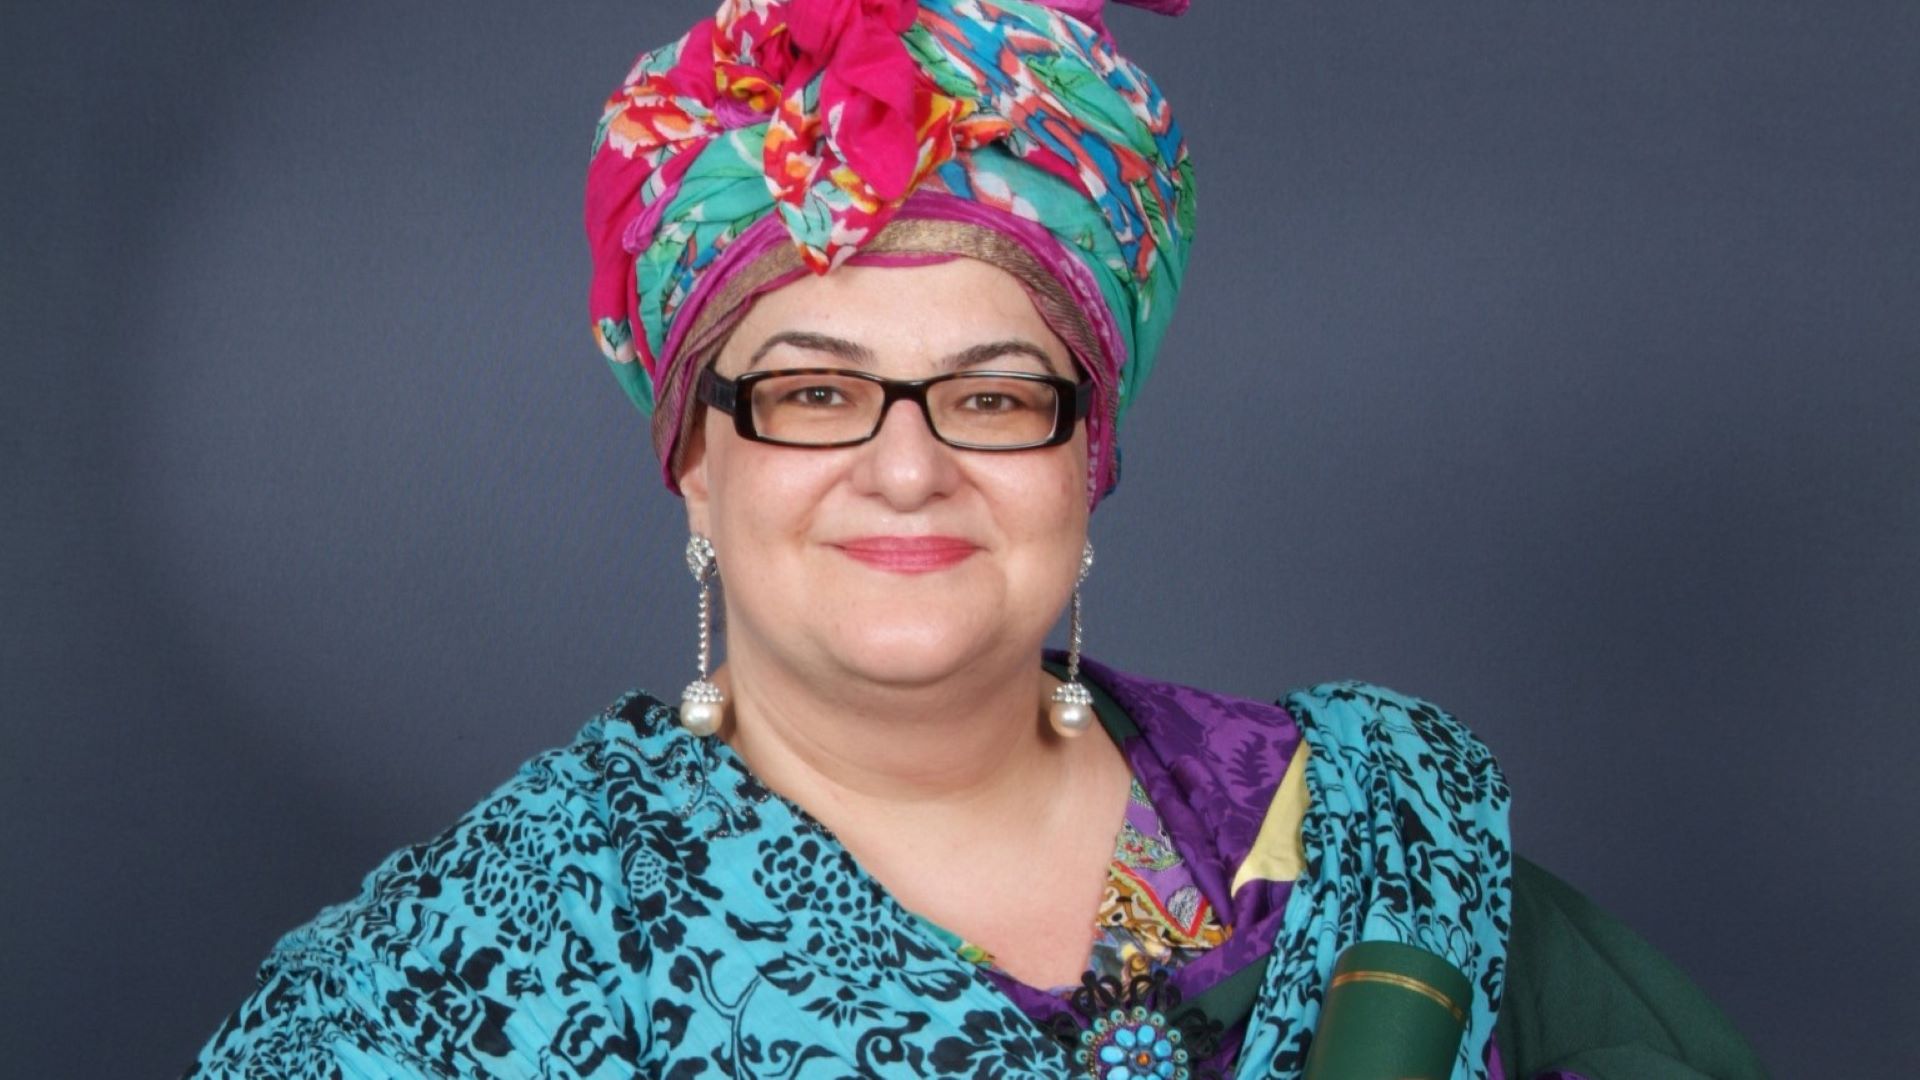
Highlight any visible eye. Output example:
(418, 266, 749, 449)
(781, 384, 853, 408)
(954, 381, 1047, 413)
(960, 391, 1019, 412)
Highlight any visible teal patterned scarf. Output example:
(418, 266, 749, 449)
(189, 669, 1510, 1078)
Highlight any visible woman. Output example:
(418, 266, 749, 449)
(190, 1, 1763, 1077)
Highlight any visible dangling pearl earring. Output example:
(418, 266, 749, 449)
(680, 534, 725, 736)
(1049, 540, 1096, 738)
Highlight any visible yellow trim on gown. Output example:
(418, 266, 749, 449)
(1230, 741, 1312, 895)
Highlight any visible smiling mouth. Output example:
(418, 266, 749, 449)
(833, 536, 981, 574)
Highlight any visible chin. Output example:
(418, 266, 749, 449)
(822, 619, 1008, 689)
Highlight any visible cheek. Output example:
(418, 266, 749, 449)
(972, 445, 1089, 558)
(1010, 438, 1089, 528)
(704, 438, 837, 551)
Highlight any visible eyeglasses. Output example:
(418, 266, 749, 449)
(697, 367, 1092, 450)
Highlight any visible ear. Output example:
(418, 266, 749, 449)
(676, 408, 713, 537)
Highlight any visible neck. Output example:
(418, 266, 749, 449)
(713, 642, 1095, 839)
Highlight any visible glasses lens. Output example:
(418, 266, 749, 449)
(928, 374, 1061, 448)
(749, 372, 885, 444)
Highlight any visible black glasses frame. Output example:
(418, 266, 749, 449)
(697, 367, 1092, 450)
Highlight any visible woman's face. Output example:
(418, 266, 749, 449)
(678, 257, 1090, 691)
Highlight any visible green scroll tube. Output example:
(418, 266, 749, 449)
(1301, 941, 1473, 1080)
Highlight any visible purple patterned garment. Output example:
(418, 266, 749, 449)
(1109, 776, 1225, 952)
(982, 655, 1303, 1074)
(1018, 656, 1573, 1080)
(1081, 657, 1303, 1007)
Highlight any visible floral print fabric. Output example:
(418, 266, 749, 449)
(583, 0, 1195, 500)
(188, 660, 1512, 1079)
(1099, 779, 1233, 972)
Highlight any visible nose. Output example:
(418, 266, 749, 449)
(848, 396, 962, 508)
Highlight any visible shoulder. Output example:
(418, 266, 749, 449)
(1078, 655, 1301, 743)
(190, 691, 676, 1078)
(1281, 678, 1503, 775)
(1283, 678, 1474, 734)
(1083, 656, 1495, 771)
(284, 699, 637, 962)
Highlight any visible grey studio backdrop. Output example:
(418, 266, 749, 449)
(3, 1, 1915, 1075)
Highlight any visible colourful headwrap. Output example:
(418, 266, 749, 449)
(584, 0, 1194, 503)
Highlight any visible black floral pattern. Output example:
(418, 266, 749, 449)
(189, 671, 1512, 1080)
(1235, 682, 1512, 1079)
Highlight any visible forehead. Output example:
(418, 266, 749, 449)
(716, 257, 1070, 374)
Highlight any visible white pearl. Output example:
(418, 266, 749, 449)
(1049, 700, 1093, 738)
(680, 698, 723, 736)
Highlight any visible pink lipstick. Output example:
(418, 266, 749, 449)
(835, 536, 980, 574)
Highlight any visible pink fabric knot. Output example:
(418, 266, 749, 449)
(786, 0, 925, 201)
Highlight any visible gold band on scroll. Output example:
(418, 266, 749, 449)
(1328, 970, 1467, 1024)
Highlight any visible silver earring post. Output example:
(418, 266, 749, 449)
(1049, 540, 1095, 737)
(680, 534, 725, 736)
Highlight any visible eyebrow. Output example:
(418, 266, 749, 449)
(746, 331, 1063, 376)
(747, 331, 873, 370)
(945, 340, 1062, 376)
